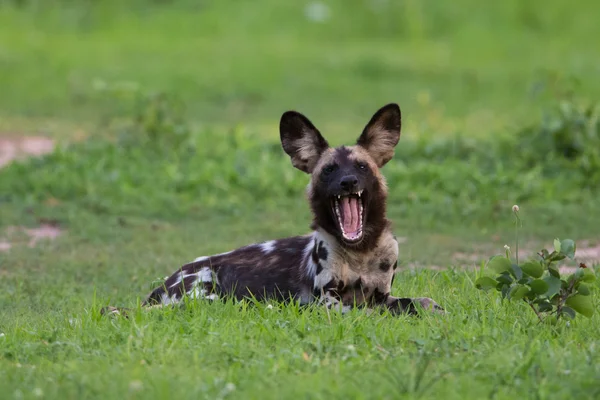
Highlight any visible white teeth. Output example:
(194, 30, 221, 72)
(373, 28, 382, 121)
(357, 190, 363, 197)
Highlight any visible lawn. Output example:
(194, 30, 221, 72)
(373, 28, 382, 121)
(1, 1, 600, 399)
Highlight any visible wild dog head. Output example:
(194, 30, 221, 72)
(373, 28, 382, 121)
(280, 104, 401, 251)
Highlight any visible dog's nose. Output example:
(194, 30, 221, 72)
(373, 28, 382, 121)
(340, 175, 359, 192)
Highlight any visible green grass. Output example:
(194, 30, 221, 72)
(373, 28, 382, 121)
(2, 269, 600, 400)
(1, 0, 599, 136)
(2, 1, 600, 399)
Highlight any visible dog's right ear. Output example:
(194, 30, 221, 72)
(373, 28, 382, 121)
(280, 111, 330, 174)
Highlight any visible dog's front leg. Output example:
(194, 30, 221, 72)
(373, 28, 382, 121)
(382, 295, 444, 315)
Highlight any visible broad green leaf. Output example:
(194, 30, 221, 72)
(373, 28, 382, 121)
(509, 284, 530, 301)
(518, 277, 531, 285)
(488, 255, 512, 274)
(548, 251, 566, 262)
(497, 272, 513, 284)
(521, 261, 544, 278)
(560, 306, 576, 320)
(548, 264, 560, 278)
(529, 279, 549, 294)
(582, 268, 596, 283)
(475, 277, 497, 290)
(537, 301, 553, 312)
(553, 238, 561, 253)
(543, 275, 562, 298)
(566, 295, 594, 318)
(510, 264, 523, 280)
(560, 239, 576, 259)
(577, 282, 590, 296)
(500, 284, 511, 299)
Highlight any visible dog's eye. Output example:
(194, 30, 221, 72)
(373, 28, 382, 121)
(356, 162, 367, 170)
(323, 165, 336, 175)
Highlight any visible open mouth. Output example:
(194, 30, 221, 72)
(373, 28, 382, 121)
(332, 191, 364, 242)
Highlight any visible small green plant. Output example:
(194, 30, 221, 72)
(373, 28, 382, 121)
(476, 205, 596, 323)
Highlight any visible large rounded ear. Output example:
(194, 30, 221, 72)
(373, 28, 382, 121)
(356, 104, 401, 168)
(280, 111, 330, 173)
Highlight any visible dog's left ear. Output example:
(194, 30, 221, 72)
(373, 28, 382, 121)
(356, 103, 401, 168)
(280, 111, 330, 173)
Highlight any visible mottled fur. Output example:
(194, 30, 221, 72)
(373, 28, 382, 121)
(103, 104, 442, 317)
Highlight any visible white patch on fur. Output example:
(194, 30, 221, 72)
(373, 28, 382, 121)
(319, 294, 350, 313)
(314, 268, 332, 289)
(160, 293, 179, 305)
(188, 283, 219, 301)
(318, 292, 345, 312)
(197, 267, 213, 283)
(260, 240, 277, 254)
(194, 256, 208, 262)
(303, 235, 317, 278)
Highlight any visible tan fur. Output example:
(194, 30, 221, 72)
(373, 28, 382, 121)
(346, 145, 388, 189)
(314, 228, 398, 307)
(359, 134, 397, 167)
(289, 134, 323, 172)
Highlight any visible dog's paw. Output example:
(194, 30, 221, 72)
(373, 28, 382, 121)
(100, 306, 123, 317)
(100, 306, 134, 318)
(413, 297, 445, 314)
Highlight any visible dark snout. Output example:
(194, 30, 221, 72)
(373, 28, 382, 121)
(340, 175, 359, 192)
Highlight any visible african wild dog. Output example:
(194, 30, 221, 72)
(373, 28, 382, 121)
(105, 104, 442, 316)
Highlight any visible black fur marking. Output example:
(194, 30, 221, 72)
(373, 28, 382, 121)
(387, 298, 418, 315)
(352, 277, 363, 289)
(316, 263, 323, 274)
(393, 260, 398, 270)
(319, 279, 344, 300)
(323, 279, 337, 290)
(398, 298, 418, 315)
(372, 288, 389, 304)
(379, 261, 391, 272)
(317, 241, 328, 260)
(390, 273, 395, 287)
(335, 146, 353, 159)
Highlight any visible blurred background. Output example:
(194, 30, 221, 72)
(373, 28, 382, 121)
(1, 0, 598, 135)
(1, 0, 600, 265)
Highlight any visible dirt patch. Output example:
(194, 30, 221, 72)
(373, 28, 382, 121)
(0, 136, 54, 168)
(404, 263, 447, 271)
(0, 224, 64, 252)
(0, 240, 11, 252)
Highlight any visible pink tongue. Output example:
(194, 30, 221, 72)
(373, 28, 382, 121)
(341, 197, 360, 235)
